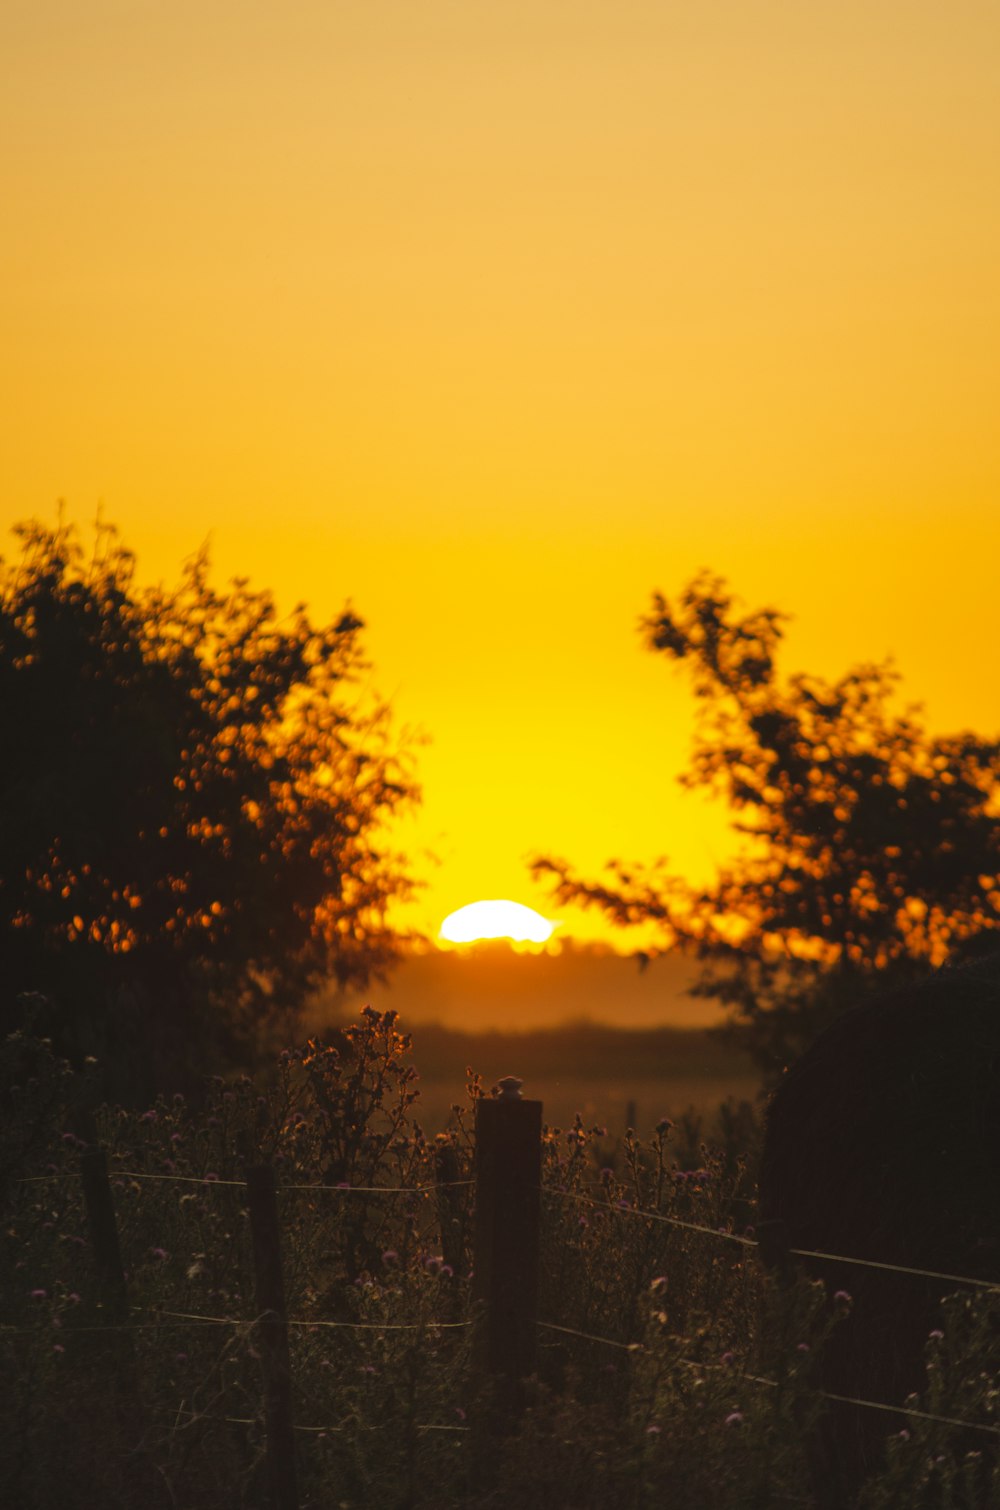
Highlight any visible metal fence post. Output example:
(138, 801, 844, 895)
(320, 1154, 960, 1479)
(473, 1076, 542, 1417)
(246, 1163, 299, 1510)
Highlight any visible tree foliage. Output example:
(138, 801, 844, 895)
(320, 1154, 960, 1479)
(0, 517, 419, 1088)
(534, 573, 1000, 1071)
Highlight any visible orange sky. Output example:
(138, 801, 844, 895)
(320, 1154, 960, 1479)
(4, 0, 999, 948)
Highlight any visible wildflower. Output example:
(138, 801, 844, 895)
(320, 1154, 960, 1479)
(381, 1250, 399, 1266)
(203, 1172, 219, 1183)
(361, 1364, 378, 1376)
(646, 1424, 661, 1435)
(796, 1343, 810, 1353)
(725, 1411, 744, 1427)
(833, 1290, 852, 1306)
(140, 1110, 157, 1123)
(655, 1118, 674, 1134)
(175, 1353, 188, 1364)
(30, 1289, 47, 1301)
(52, 1343, 65, 1354)
(720, 1352, 735, 1366)
(454, 1407, 466, 1421)
(929, 1329, 944, 1341)
(150, 1247, 168, 1261)
(67, 1293, 80, 1305)
(898, 1429, 910, 1441)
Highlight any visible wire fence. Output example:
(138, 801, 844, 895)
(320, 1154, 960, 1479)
(8, 1096, 1000, 1509)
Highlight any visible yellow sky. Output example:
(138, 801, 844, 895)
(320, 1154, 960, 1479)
(3, 0, 999, 946)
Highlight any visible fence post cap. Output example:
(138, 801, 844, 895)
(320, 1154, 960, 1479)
(497, 1076, 524, 1101)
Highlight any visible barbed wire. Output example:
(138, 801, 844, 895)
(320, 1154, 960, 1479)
(1, 1305, 471, 1337)
(15, 1169, 472, 1194)
(159, 1406, 469, 1436)
(537, 1316, 1000, 1440)
(544, 1185, 1000, 1292)
(786, 1243, 1000, 1294)
(17, 1160, 1000, 1291)
(544, 1185, 756, 1248)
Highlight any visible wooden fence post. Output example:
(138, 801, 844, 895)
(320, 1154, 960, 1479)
(472, 1076, 542, 1416)
(79, 1145, 130, 1326)
(246, 1163, 299, 1510)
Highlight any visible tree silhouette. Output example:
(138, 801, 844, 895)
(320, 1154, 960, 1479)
(0, 517, 419, 1091)
(534, 572, 1000, 1072)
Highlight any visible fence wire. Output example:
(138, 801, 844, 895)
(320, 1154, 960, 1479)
(543, 1184, 1000, 1292)
(536, 1318, 1000, 1440)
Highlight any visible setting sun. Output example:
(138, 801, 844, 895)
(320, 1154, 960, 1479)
(440, 900, 557, 946)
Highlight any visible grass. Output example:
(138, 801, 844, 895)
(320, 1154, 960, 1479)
(4, 1009, 1000, 1509)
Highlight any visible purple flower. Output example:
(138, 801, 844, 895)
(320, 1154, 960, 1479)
(140, 1110, 157, 1123)
(720, 1351, 735, 1366)
(929, 1329, 944, 1341)
(834, 1290, 852, 1305)
(30, 1289, 47, 1301)
(646, 1424, 661, 1435)
(150, 1247, 168, 1261)
(725, 1411, 744, 1427)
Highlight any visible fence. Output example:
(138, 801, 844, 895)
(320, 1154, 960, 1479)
(7, 1074, 1000, 1509)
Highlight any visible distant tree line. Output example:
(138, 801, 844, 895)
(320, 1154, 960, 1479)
(535, 572, 1000, 1074)
(0, 517, 419, 1097)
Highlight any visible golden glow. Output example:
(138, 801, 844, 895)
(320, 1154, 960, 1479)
(440, 901, 557, 946)
(4, 2, 1000, 948)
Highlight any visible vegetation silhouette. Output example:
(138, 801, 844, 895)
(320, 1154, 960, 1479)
(0, 517, 419, 1097)
(759, 949, 1000, 1507)
(534, 572, 1000, 1073)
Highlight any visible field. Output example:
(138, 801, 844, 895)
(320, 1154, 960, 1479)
(397, 1021, 761, 1135)
(6, 1011, 1000, 1510)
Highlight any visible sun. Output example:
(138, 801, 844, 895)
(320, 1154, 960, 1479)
(439, 899, 558, 946)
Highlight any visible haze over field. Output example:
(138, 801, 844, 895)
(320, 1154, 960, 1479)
(317, 940, 718, 1034)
